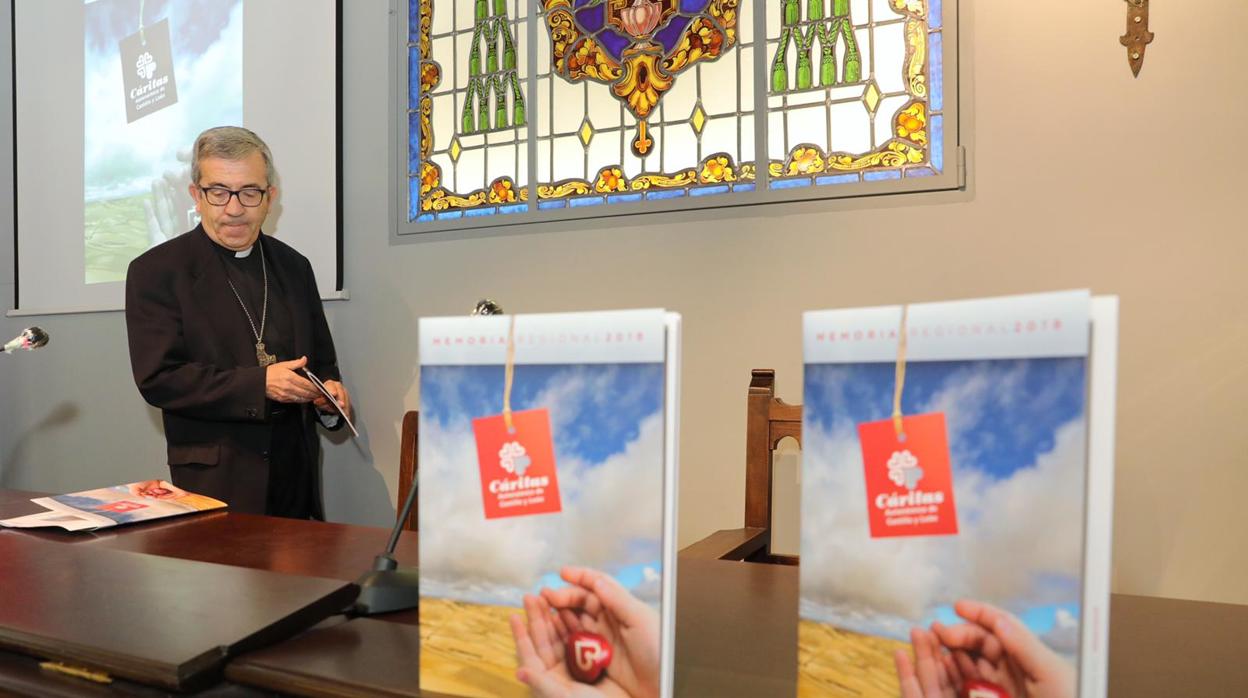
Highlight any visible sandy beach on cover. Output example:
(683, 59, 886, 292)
(422, 597, 909, 697)
(798, 619, 909, 697)
(420, 597, 528, 698)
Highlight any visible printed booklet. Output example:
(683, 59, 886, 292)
(418, 309, 680, 698)
(0, 480, 226, 531)
(798, 290, 1117, 697)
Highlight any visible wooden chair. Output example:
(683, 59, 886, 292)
(681, 370, 801, 564)
(396, 410, 419, 532)
(743, 369, 801, 564)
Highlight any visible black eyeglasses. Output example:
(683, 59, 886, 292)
(198, 185, 268, 207)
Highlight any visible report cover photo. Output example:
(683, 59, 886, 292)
(419, 309, 678, 698)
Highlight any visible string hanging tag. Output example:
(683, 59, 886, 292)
(855, 303, 959, 538)
(117, 0, 179, 123)
(471, 315, 563, 520)
(503, 315, 516, 433)
(892, 305, 909, 441)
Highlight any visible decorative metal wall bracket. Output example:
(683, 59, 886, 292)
(1120, 0, 1154, 77)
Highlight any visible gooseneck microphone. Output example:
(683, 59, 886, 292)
(2, 327, 49, 354)
(351, 300, 506, 615)
(351, 467, 422, 615)
(472, 298, 504, 316)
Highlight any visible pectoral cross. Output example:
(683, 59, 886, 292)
(256, 341, 276, 367)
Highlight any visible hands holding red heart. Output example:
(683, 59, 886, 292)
(894, 600, 1075, 698)
(126, 479, 187, 500)
(510, 566, 661, 698)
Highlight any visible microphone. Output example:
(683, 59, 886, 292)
(471, 298, 505, 316)
(352, 300, 506, 615)
(351, 469, 421, 615)
(2, 327, 49, 354)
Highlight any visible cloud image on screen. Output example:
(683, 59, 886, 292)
(83, 0, 242, 283)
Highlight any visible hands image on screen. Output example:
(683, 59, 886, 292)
(143, 148, 195, 248)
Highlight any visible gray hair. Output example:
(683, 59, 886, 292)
(191, 126, 276, 186)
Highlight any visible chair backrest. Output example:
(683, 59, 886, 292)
(396, 410, 419, 532)
(744, 369, 801, 564)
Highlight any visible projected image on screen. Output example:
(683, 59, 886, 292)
(84, 0, 242, 284)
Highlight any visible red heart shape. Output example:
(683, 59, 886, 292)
(962, 679, 1012, 698)
(566, 630, 613, 683)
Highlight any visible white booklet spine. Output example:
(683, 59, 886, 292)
(1081, 296, 1119, 698)
(659, 312, 682, 698)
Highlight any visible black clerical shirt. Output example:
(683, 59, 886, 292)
(213, 237, 315, 519)
(215, 238, 294, 370)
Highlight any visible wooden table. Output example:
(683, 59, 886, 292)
(1, 491, 1244, 696)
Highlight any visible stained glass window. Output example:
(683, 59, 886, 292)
(532, 0, 755, 209)
(406, 0, 953, 228)
(766, 0, 944, 187)
(412, 0, 530, 221)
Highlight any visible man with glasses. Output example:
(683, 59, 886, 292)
(125, 126, 352, 519)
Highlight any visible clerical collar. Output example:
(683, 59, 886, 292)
(202, 227, 261, 259)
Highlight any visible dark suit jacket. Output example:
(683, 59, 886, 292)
(124, 226, 342, 517)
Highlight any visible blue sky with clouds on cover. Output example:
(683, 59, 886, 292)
(419, 362, 667, 607)
(804, 358, 1086, 483)
(421, 362, 663, 465)
(800, 356, 1088, 653)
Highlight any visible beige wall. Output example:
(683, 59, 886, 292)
(345, 0, 1242, 605)
(2, 1, 1244, 608)
(356, 0, 1243, 604)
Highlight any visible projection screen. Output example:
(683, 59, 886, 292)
(12, 0, 341, 313)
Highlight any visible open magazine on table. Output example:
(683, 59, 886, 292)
(0, 480, 226, 531)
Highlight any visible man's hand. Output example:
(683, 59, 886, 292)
(314, 379, 352, 421)
(266, 356, 319, 403)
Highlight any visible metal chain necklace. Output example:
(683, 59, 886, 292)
(223, 244, 276, 367)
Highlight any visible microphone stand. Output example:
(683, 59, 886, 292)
(351, 477, 420, 615)
(352, 302, 500, 615)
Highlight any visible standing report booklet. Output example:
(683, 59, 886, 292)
(798, 290, 1118, 697)
(418, 309, 681, 698)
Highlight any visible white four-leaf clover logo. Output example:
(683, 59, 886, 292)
(498, 441, 532, 476)
(886, 449, 924, 490)
(136, 52, 157, 80)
